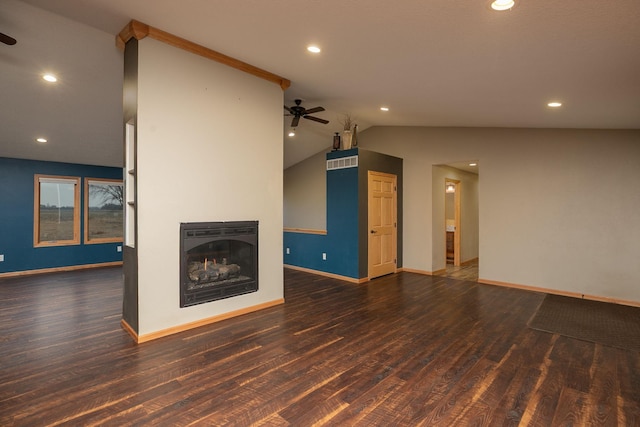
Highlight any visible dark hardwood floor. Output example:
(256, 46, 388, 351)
(1, 267, 639, 426)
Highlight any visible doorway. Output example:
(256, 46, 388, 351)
(432, 162, 479, 280)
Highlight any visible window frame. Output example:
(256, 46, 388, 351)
(84, 178, 124, 244)
(33, 174, 81, 247)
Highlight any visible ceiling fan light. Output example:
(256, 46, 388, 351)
(288, 130, 295, 137)
(491, 0, 515, 11)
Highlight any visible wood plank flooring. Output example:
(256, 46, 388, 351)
(1, 267, 639, 426)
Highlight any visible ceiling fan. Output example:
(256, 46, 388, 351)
(0, 32, 17, 45)
(284, 99, 329, 127)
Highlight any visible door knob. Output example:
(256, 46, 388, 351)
(370, 230, 377, 234)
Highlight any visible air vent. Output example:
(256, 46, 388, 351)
(327, 155, 358, 171)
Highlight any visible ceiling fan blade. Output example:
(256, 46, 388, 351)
(304, 115, 329, 124)
(284, 106, 295, 114)
(0, 32, 17, 45)
(304, 106, 325, 114)
(291, 116, 300, 127)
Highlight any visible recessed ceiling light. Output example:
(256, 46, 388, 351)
(491, 0, 515, 11)
(380, 107, 390, 112)
(36, 137, 47, 143)
(307, 45, 321, 54)
(42, 74, 57, 83)
(469, 163, 477, 167)
(547, 102, 562, 108)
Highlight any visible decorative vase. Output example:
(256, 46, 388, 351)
(352, 124, 358, 147)
(342, 130, 352, 150)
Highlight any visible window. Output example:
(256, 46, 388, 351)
(84, 178, 124, 243)
(34, 175, 80, 247)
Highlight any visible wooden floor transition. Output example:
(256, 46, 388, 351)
(436, 259, 479, 282)
(1, 266, 639, 426)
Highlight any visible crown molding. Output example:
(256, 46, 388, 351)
(116, 20, 291, 90)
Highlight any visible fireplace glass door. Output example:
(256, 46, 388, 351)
(180, 221, 258, 307)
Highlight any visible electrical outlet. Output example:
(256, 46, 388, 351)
(322, 252, 327, 260)
(286, 248, 290, 254)
(117, 246, 122, 252)
(0, 254, 4, 262)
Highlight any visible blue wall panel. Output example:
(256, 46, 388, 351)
(283, 232, 328, 272)
(0, 157, 123, 274)
(325, 167, 359, 277)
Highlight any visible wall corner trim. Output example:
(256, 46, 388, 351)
(120, 318, 138, 342)
(116, 19, 150, 49)
(116, 20, 291, 90)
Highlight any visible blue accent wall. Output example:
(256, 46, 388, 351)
(284, 149, 360, 278)
(284, 148, 403, 280)
(0, 157, 123, 274)
(325, 165, 359, 277)
(283, 232, 330, 272)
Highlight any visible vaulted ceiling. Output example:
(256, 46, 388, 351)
(2, 0, 639, 169)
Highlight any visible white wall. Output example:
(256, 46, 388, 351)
(136, 38, 284, 335)
(358, 127, 640, 303)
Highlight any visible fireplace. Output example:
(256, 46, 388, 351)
(180, 221, 258, 307)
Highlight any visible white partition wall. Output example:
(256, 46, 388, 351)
(131, 37, 284, 337)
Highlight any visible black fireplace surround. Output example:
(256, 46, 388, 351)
(180, 221, 258, 307)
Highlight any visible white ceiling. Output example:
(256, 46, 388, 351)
(2, 0, 639, 169)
